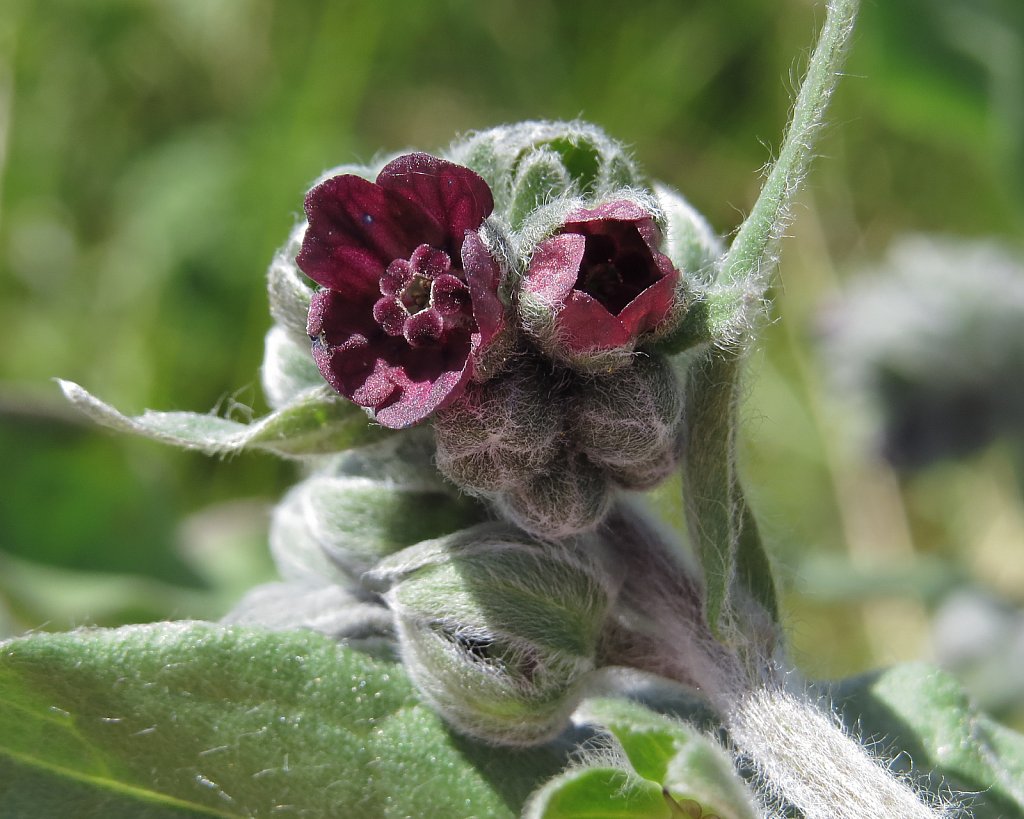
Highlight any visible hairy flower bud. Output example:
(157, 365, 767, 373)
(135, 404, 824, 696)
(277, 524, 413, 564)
(573, 355, 685, 490)
(433, 363, 564, 495)
(495, 453, 614, 540)
(270, 433, 484, 586)
(367, 524, 618, 745)
(654, 183, 724, 288)
(507, 147, 573, 230)
(448, 120, 642, 211)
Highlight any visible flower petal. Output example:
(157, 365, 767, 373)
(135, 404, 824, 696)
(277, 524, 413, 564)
(556, 291, 632, 352)
(377, 154, 494, 257)
(307, 287, 377, 342)
(462, 231, 506, 345)
(566, 200, 648, 224)
(615, 256, 680, 337)
(375, 332, 474, 429)
(567, 201, 662, 255)
(523, 233, 586, 306)
(298, 174, 444, 292)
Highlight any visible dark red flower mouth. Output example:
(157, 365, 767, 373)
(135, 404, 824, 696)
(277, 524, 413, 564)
(523, 201, 680, 354)
(297, 153, 503, 429)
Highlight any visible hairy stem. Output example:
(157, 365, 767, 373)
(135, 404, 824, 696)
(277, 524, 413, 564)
(720, 0, 858, 295)
(726, 686, 952, 819)
(603, 505, 950, 819)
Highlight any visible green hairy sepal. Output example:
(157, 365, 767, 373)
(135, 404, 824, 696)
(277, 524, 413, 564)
(367, 524, 618, 746)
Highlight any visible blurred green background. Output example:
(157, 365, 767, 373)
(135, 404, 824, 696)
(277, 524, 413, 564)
(1, 0, 1023, 726)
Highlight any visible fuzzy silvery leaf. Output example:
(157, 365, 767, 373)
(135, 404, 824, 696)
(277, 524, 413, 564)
(654, 183, 723, 288)
(831, 663, 1024, 818)
(59, 380, 386, 458)
(368, 524, 618, 745)
(220, 581, 393, 646)
(260, 325, 324, 410)
(0, 623, 569, 818)
(266, 222, 314, 344)
(271, 471, 485, 587)
(267, 430, 483, 586)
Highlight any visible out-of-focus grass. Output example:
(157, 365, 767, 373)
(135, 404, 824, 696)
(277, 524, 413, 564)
(1, 0, 1022, 725)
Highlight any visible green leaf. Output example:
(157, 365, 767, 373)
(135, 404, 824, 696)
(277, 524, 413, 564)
(260, 325, 324, 410)
(0, 622, 568, 818)
(269, 433, 486, 587)
(832, 663, 1024, 818)
(654, 183, 723, 287)
(59, 380, 387, 458)
(524, 767, 672, 819)
(266, 224, 314, 345)
(291, 474, 485, 578)
(369, 526, 614, 745)
(577, 699, 758, 819)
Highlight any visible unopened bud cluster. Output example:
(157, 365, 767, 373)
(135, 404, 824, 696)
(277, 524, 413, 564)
(271, 120, 722, 538)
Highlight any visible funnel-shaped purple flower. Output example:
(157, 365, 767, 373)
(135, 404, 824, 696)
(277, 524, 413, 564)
(523, 201, 679, 357)
(297, 153, 503, 429)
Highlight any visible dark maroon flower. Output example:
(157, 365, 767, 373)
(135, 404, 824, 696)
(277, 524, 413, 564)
(523, 201, 680, 353)
(297, 153, 503, 429)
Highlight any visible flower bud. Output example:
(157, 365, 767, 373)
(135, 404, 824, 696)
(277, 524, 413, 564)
(495, 453, 614, 540)
(433, 363, 564, 495)
(270, 433, 484, 586)
(367, 524, 618, 745)
(507, 147, 572, 230)
(654, 183, 723, 288)
(519, 199, 684, 372)
(448, 120, 643, 207)
(573, 355, 685, 490)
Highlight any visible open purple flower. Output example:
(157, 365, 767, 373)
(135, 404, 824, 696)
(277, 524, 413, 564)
(297, 153, 504, 429)
(522, 201, 680, 356)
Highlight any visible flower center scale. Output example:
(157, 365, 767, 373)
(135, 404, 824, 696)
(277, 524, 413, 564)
(401, 274, 433, 314)
(372, 243, 473, 348)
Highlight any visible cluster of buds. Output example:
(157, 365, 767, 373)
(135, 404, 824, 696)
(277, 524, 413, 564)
(289, 121, 721, 538)
(249, 121, 728, 742)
